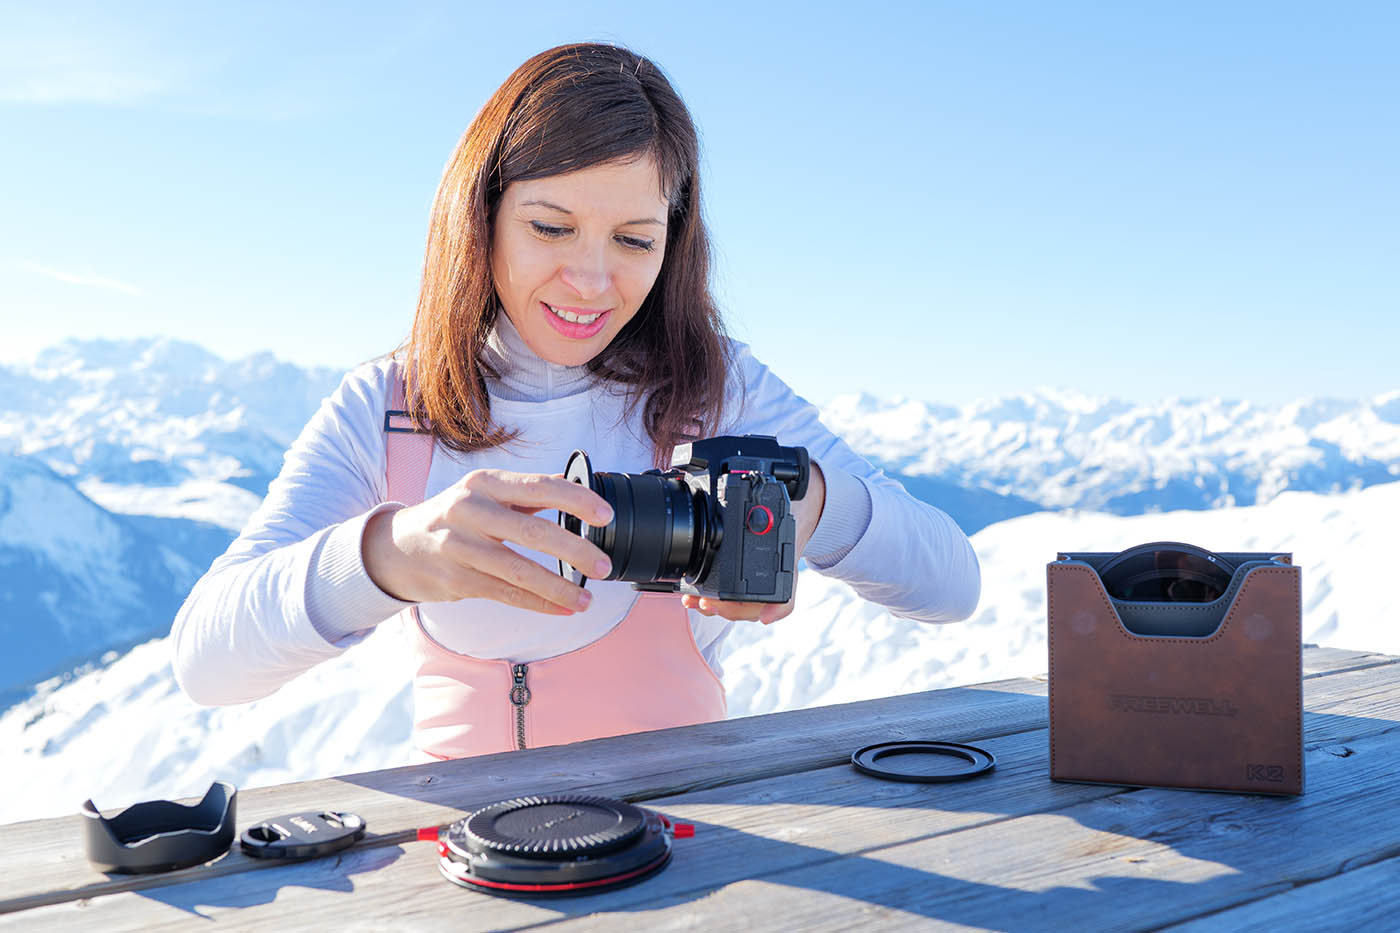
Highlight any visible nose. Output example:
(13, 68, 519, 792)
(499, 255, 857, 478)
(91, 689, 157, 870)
(558, 239, 611, 300)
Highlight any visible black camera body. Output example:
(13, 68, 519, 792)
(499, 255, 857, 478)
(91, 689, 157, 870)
(557, 435, 810, 604)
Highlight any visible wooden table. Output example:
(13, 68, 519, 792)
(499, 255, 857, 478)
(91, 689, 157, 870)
(2, 645, 1397, 931)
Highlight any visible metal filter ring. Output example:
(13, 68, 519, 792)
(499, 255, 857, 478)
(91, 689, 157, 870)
(851, 741, 997, 783)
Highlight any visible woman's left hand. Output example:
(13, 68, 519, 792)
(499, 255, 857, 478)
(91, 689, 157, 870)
(680, 459, 826, 625)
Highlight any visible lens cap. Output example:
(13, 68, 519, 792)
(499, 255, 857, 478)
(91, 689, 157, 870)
(851, 741, 996, 783)
(240, 810, 366, 860)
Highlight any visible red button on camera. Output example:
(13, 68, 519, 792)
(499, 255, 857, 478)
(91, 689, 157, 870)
(745, 505, 774, 535)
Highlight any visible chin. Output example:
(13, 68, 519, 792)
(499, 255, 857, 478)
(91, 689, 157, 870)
(537, 337, 604, 368)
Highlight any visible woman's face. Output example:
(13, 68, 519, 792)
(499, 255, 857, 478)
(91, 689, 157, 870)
(491, 156, 670, 367)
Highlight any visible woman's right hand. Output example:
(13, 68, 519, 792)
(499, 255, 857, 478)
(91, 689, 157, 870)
(361, 469, 615, 614)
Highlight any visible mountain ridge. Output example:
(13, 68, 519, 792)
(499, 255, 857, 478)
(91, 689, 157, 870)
(1, 336, 1397, 695)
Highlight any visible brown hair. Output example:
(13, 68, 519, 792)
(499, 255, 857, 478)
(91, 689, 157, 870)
(400, 43, 732, 467)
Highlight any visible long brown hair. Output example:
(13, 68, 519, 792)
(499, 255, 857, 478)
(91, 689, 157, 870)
(400, 43, 732, 467)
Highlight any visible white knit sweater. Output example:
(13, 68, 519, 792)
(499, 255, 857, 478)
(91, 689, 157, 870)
(170, 318, 980, 705)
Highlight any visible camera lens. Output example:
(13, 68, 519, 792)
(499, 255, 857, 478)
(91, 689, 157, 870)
(592, 471, 706, 583)
(558, 451, 713, 586)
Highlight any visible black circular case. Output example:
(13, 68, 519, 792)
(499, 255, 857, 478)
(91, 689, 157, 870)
(435, 794, 673, 897)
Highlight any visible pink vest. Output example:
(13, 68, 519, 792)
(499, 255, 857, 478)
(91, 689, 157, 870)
(385, 372, 727, 760)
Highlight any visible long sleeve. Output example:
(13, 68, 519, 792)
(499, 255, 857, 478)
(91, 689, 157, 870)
(169, 361, 413, 705)
(724, 342, 980, 623)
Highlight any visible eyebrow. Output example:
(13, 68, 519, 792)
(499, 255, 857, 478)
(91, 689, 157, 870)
(519, 199, 665, 227)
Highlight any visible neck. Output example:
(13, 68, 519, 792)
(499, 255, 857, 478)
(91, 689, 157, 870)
(481, 313, 594, 402)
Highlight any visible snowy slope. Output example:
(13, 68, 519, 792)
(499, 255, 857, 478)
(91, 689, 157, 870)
(0, 452, 212, 697)
(0, 336, 342, 527)
(3, 480, 1393, 825)
(0, 339, 340, 690)
(3, 339, 1398, 696)
(828, 389, 1400, 531)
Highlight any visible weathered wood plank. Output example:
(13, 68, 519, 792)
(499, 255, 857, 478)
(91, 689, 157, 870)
(1161, 853, 1400, 931)
(0, 676, 1049, 912)
(1299, 645, 1398, 677)
(1, 648, 1390, 920)
(538, 721, 1400, 932)
(0, 728, 1130, 931)
(9, 656, 1400, 932)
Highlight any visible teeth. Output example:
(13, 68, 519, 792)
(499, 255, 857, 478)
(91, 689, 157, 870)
(547, 304, 603, 324)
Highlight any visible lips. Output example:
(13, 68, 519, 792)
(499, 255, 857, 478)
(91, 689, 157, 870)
(541, 301, 611, 339)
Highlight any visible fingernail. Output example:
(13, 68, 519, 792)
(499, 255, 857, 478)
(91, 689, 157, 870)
(576, 590, 592, 610)
(597, 505, 614, 524)
(593, 558, 611, 578)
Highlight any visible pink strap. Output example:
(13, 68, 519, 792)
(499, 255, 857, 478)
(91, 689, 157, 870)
(384, 362, 435, 506)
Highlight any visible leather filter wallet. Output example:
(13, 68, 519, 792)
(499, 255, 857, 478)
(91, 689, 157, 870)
(1047, 550, 1303, 795)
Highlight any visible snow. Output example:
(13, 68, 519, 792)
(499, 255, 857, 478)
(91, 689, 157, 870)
(3, 480, 1394, 826)
(1, 337, 1396, 827)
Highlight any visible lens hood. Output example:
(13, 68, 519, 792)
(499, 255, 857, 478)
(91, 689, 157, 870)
(82, 781, 236, 874)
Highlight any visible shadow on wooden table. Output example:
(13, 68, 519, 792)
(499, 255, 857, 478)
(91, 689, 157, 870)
(120, 678, 1398, 930)
(446, 707, 1393, 929)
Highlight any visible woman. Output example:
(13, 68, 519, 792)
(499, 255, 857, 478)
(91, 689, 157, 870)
(171, 43, 980, 760)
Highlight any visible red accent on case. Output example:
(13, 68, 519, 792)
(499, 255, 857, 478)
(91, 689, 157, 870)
(454, 852, 670, 893)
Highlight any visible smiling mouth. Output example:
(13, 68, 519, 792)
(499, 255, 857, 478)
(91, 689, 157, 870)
(546, 303, 605, 324)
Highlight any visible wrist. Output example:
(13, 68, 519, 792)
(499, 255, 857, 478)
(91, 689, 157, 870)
(801, 465, 869, 568)
(362, 505, 411, 601)
(797, 459, 827, 555)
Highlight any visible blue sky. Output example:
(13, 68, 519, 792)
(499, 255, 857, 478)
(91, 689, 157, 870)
(2, 1, 1396, 406)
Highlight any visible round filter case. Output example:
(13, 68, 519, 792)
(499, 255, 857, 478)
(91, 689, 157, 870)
(436, 794, 673, 897)
(851, 741, 996, 783)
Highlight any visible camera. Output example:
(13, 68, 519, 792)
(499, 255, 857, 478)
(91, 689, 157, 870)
(556, 435, 810, 603)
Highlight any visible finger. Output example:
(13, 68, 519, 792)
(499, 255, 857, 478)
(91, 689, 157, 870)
(682, 594, 717, 616)
(470, 507, 613, 579)
(447, 537, 596, 612)
(448, 563, 578, 616)
(760, 600, 794, 625)
(695, 598, 766, 622)
(474, 471, 614, 525)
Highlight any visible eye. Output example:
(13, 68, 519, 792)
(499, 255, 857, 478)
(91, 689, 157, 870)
(615, 235, 656, 253)
(530, 221, 570, 239)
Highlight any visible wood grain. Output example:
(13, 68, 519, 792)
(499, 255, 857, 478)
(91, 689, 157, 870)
(1161, 853, 1400, 931)
(0, 728, 1133, 931)
(0, 675, 1048, 912)
(540, 720, 1400, 932)
(6, 651, 1399, 931)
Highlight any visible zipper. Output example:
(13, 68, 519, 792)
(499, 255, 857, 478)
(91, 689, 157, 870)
(510, 663, 531, 750)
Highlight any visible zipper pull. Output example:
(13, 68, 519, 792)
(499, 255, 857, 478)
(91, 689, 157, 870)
(510, 664, 531, 707)
(510, 663, 531, 751)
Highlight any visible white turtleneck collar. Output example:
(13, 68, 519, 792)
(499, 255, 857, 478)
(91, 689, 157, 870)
(481, 312, 597, 403)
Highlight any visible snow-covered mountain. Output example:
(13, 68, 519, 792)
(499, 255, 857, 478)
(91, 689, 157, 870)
(1, 337, 1397, 697)
(0, 339, 343, 693)
(1, 336, 342, 522)
(4, 480, 1393, 825)
(0, 452, 211, 699)
(829, 389, 1400, 531)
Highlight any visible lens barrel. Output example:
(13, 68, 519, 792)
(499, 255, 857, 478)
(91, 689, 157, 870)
(558, 451, 711, 586)
(590, 471, 705, 583)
